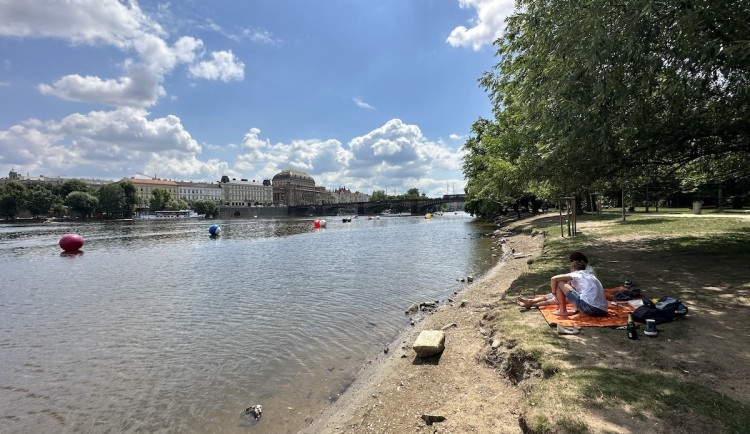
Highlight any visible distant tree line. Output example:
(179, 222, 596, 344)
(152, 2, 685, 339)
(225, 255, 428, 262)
(369, 188, 452, 213)
(462, 0, 750, 217)
(0, 180, 220, 221)
(370, 188, 426, 202)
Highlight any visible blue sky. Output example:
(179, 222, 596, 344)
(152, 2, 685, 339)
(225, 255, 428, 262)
(0, 0, 515, 197)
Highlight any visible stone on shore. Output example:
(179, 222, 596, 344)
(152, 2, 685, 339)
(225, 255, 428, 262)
(413, 330, 446, 357)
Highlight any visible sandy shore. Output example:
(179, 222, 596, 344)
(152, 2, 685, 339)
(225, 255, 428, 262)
(300, 229, 545, 433)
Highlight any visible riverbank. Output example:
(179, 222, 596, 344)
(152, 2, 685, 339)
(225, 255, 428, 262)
(302, 224, 546, 433)
(301, 211, 750, 433)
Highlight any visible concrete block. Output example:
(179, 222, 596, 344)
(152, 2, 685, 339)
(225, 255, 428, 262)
(413, 330, 446, 357)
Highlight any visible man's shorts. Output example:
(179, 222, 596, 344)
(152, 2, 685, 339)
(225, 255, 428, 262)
(566, 289, 607, 317)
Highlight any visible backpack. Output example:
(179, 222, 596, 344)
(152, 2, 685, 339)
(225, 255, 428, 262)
(631, 296, 688, 324)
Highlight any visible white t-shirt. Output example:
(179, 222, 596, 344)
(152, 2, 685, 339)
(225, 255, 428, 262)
(569, 270, 607, 311)
(584, 264, 596, 276)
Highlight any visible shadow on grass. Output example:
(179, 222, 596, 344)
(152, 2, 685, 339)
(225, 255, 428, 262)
(572, 367, 750, 433)
(499, 217, 750, 433)
(618, 217, 677, 225)
(646, 232, 750, 255)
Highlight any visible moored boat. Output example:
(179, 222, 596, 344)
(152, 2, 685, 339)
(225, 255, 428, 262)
(134, 210, 205, 220)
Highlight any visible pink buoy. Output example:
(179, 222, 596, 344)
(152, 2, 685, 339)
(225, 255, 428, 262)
(59, 233, 85, 252)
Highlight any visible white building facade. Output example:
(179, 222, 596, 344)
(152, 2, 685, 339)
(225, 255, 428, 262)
(220, 177, 273, 206)
(177, 182, 222, 204)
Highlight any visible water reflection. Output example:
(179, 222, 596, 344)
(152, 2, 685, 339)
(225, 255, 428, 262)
(0, 214, 496, 433)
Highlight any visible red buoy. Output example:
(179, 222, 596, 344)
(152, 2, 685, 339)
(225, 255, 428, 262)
(313, 219, 320, 229)
(59, 233, 84, 252)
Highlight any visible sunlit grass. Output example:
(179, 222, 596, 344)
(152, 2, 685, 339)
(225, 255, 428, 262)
(498, 212, 750, 433)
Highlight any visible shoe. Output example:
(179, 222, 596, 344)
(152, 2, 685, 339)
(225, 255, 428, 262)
(557, 324, 580, 335)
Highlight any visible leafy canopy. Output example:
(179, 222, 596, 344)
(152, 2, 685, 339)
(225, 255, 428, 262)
(462, 0, 750, 216)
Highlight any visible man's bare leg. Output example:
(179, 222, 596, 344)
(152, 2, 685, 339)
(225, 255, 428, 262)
(551, 281, 575, 316)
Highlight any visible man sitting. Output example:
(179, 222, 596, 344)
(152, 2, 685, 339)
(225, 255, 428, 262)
(550, 260, 608, 317)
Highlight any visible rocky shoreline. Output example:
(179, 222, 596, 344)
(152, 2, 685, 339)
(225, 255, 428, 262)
(301, 227, 546, 433)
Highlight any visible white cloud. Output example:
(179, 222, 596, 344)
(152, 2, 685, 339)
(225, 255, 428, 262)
(0, 0, 242, 108)
(52, 107, 201, 153)
(0, 115, 464, 197)
(188, 50, 245, 82)
(38, 67, 164, 107)
(229, 119, 464, 196)
(241, 27, 280, 45)
(0, 107, 230, 180)
(0, 0, 164, 48)
(354, 98, 376, 110)
(447, 0, 516, 51)
(344, 119, 462, 191)
(0, 119, 71, 169)
(200, 18, 280, 45)
(237, 128, 350, 178)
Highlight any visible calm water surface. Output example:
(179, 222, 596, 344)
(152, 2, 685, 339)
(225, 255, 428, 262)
(0, 213, 498, 433)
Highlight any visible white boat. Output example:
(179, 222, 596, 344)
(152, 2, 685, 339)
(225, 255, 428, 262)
(134, 210, 205, 220)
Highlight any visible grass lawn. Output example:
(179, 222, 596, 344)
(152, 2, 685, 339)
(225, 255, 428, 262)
(495, 212, 750, 433)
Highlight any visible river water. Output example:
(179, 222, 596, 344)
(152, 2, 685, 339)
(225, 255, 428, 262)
(0, 213, 498, 433)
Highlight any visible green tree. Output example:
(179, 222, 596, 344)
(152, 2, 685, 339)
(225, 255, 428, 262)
(149, 188, 172, 212)
(50, 201, 67, 218)
(26, 186, 57, 218)
(59, 179, 90, 197)
(0, 181, 28, 221)
(119, 180, 137, 218)
(370, 190, 387, 201)
(0, 195, 20, 220)
(174, 199, 189, 210)
(405, 188, 420, 199)
(97, 183, 126, 218)
(464, 0, 750, 216)
(192, 199, 220, 218)
(65, 191, 98, 218)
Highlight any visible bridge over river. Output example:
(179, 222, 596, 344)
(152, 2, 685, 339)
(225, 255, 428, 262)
(288, 194, 466, 217)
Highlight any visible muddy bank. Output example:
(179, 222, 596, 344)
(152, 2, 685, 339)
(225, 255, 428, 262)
(302, 229, 545, 433)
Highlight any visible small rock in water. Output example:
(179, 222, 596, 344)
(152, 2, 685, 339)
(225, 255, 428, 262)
(243, 404, 262, 419)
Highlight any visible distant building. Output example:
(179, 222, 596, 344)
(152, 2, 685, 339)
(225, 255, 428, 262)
(272, 169, 320, 206)
(1, 169, 111, 189)
(127, 178, 179, 209)
(331, 187, 370, 203)
(177, 181, 222, 205)
(316, 186, 335, 205)
(219, 175, 272, 206)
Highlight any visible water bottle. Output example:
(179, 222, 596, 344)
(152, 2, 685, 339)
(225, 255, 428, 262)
(627, 313, 638, 340)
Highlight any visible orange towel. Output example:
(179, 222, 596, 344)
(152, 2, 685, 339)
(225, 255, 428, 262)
(537, 287, 639, 327)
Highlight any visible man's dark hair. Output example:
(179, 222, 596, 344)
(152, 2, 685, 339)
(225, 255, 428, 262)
(569, 252, 588, 264)
(570, 260, 586, 271)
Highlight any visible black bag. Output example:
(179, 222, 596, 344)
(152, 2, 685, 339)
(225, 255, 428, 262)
(613, 287, 641, 300)
(632, 296, 688, 324)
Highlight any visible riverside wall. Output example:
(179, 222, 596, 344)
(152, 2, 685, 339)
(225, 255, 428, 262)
(219, 206, 289, 219)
